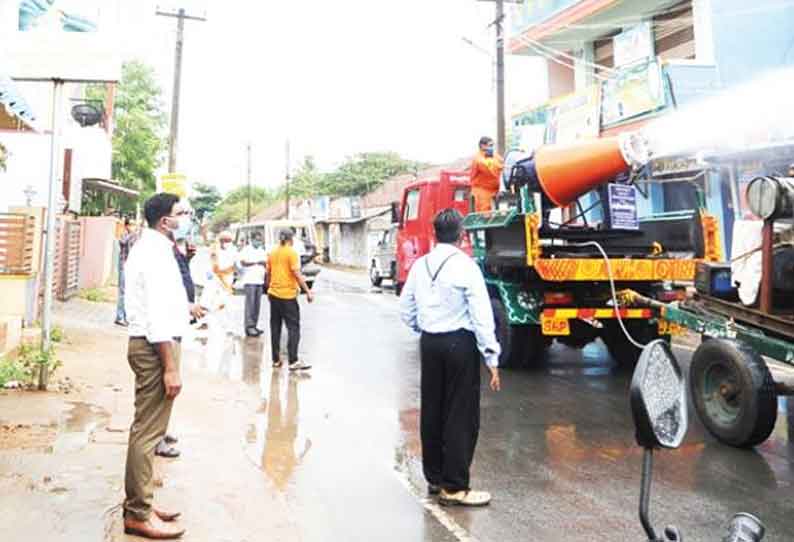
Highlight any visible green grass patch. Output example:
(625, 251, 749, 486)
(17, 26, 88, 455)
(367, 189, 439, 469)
(78, 288, 112, 303)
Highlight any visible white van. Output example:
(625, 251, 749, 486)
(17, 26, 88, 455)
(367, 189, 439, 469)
(232, 219, 321, 288)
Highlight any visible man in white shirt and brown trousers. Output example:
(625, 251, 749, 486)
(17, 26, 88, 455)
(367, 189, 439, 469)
(400, 208, 502, 507)
(123, 193, 191, 539)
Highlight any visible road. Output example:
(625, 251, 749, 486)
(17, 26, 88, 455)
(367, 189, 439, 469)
(173, 265, 794, 541)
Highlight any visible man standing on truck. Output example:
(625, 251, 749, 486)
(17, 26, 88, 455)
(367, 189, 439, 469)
(469, 136, 504, 212)
(399, 208, 501, 507)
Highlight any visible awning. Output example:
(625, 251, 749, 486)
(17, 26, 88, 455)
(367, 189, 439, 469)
(0, 74, 38, 129)
(82, 178, 139, 198)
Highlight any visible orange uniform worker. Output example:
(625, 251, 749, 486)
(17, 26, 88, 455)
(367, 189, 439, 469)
(469, 136, 504, 212)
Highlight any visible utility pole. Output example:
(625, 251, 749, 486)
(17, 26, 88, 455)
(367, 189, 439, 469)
(285, 140, 291, 219)
(156, 6, 206, 173)
(479, 0, 521, 156)
(246, 142, 252, 222)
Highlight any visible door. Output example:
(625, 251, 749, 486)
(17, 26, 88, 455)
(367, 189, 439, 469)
(396, 188, 422, 284)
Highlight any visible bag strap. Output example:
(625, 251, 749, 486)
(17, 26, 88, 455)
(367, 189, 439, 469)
(425, 252, 457, 284)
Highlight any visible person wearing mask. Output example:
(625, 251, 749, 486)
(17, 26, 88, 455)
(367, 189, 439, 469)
(122, 193, 191, 539)
(239, 232, 267, 337)
(154, 206, 207, 459)
(469, 136, 504, 212)
(115, 218, 138, 327)
(399, 208, 501, 507)
(267, 229, 314, 370)
(211, 231, 237, 293)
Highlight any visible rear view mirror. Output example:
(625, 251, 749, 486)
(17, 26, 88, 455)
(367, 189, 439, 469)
(630, 339, 688, 449)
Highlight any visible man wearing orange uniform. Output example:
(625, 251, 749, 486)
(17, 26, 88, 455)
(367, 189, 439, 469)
(469, 136, 504, 212)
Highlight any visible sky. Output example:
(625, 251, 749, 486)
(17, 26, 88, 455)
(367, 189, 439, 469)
(118, 1, 547, 195)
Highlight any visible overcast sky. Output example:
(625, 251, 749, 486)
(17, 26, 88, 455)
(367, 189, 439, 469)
(119, 1, 547, 195)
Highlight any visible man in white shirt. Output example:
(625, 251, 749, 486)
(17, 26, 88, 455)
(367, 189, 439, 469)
(400, 208, 501, 508)
(122, 193, 190, 539)
(239, 232, 267, 337)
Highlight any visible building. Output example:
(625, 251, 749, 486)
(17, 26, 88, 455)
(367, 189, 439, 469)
(508, 0, 794, 256)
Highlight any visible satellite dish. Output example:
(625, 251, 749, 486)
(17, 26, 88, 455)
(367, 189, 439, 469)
(71, 103, 103, 127)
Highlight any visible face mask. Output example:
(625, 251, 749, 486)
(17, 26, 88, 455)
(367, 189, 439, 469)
(484, 147, 494, 158)
(252, 240, 262, 249)
(173, 215, 191, 240)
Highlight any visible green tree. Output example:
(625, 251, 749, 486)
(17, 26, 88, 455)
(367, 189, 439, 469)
(316, 152, 422, 197)
(190, 182, 222, 221)
(85, 61, 167, 215)
(209, 185, 278, 232)
(287, 156, 323, 198)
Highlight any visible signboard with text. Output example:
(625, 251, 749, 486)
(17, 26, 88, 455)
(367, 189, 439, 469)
(544, 86, 600, 145)
(608, 184, 639, 230)
(613, 22, 654, 67)
(157, 173, 189, 199)
(601, 60, 665, 127)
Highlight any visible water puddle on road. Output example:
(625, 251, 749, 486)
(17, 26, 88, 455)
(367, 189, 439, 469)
(52, 401, 110, 454)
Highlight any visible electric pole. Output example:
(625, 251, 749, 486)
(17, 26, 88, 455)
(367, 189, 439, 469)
(285, 140, 291, 219)
(156, 6, 206, 173)
(479, 0, 520, 156)
(246, 142, 252, 222)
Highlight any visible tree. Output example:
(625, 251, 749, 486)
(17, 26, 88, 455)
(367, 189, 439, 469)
(209, 185, 278, 232)
(322, 152, 422, 196)
(190, 182, 222, 221)
(85, 61, 167, 215)
(287, 156, 323, 198)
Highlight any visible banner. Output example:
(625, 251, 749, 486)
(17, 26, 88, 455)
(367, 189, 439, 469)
(613, 22, 654, 68)
(544, 86, 600, 145)
(601, 60, 665, 127)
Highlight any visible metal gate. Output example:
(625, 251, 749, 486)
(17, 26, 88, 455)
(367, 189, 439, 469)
(59, 219, 81, 300)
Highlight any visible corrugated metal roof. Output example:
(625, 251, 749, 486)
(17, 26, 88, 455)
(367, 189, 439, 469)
(0, 74, 38, 129)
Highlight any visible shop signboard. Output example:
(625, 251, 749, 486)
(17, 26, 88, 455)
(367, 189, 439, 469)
(601, 59, 665, 127)
(544, 86, 600, 145)
(608, 184, 639, 230)
(0, 0, 121, 82)
(613, 22, 654, 68)
(157, 173, 189, 199)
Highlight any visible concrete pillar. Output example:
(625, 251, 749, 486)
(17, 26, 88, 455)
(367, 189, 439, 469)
(574, 41, 595, 91)
(692, 0, 716, 64)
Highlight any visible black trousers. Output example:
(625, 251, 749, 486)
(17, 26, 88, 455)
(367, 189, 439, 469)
(420, 329, 481, 493)
(244, 285, 263, 331)
(269, 295, 300, 363)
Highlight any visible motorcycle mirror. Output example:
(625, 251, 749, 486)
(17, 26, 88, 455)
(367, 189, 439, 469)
(630, 339, 688, 449)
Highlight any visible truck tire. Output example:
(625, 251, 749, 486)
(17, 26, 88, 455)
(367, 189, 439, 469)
(395, 282, 403, 296)
(601, 320, 660, 368)
(690, 339, 778, 448)
(370, 265, 383, 287)
(491, 296, 548, 368)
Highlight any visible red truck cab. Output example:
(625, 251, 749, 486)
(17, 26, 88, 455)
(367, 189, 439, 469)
(395, 170, 471, 295)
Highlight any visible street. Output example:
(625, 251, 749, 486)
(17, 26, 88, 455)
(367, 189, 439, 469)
(152, 268, 794, 540)
(3, 266, 794, 541)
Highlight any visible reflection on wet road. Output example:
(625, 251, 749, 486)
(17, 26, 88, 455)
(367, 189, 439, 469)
(181, 278, 794, 541)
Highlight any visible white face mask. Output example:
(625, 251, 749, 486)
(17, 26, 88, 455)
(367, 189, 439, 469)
(173, 215, 191, 239)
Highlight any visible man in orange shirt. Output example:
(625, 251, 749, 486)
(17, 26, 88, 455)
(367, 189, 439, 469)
(469, 136, 504, 212)
(267, 229, 314, 371)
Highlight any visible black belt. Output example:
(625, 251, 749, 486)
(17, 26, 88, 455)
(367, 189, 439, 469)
(130, 336, 182, 343)
(421, 329, 472, 338)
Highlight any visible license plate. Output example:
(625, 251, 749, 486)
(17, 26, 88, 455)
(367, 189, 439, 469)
(658, 319, 685, 336)
(541, 316, 570, 336)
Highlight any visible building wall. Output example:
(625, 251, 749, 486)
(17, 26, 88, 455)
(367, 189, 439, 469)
(710, 0, 794, 87)
(328, 222, 369, 268)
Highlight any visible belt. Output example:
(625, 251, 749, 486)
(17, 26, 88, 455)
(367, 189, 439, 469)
(130, 336, 182, 343)
(420, 328, 472, 338)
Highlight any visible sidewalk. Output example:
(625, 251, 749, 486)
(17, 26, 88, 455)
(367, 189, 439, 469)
(0, 299, 297, 542)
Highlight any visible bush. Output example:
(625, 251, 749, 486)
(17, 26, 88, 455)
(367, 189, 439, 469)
(0, 358, 27, 388)
(79, 288, 111, 303)
(0, 345, 62, 389)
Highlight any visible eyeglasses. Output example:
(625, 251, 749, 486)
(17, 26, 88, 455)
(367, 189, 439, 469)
(169, 210, 192, 217)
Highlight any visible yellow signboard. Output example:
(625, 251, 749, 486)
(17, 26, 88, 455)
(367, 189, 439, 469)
(157, 173, 189, 198)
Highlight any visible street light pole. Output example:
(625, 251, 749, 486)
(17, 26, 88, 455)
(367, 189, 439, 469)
(156, 7, 206, 173)
(246, 142, 252, 222)
(285, 139, 291, 219)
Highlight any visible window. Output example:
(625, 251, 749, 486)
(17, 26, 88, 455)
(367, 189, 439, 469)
(405, 190, 420, 221)
(454, 188, 469, 202)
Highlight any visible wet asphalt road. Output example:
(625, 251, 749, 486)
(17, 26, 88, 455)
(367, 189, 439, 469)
(181, 269, 794, 542)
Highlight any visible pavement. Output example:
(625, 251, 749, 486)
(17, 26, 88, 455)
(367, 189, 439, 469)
(2, 269, 794, 541)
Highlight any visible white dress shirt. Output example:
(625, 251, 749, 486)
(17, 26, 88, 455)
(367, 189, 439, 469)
(239, 244, 267, 285)
(125, 228, 190, 343)
(400, 243, 501, 368)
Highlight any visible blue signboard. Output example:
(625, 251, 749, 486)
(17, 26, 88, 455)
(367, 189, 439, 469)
(608, 184, 638, 230)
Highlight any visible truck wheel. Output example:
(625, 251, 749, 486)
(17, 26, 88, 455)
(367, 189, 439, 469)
(491, 296, 548, 368)
(395, 282, 403, 296)
(601, 320, 660, 368)
(370, 266, 383, 287)
(690, 339, 778, 448)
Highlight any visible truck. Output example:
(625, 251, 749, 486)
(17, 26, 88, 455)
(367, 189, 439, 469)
(460, 133, 724, 369)
(394, 169, 473, 295)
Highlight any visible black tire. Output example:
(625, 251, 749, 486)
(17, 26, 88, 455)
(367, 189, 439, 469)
(395, 282, 403, 297)
(491, 296, 549, 368)
(370, 266, 383, 287)
(690, 339, 778, 448)
(601, 320, 661, 368)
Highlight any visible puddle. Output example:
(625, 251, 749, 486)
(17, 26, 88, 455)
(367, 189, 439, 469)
(52, 402, 110, 453)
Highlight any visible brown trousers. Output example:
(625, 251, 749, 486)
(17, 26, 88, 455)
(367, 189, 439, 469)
(123, 338, 181, 521)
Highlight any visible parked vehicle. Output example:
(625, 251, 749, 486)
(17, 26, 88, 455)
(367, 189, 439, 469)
(233, 219, 321, 289)
(370, 224, 398, 287)
(395, 170, 471, 295)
